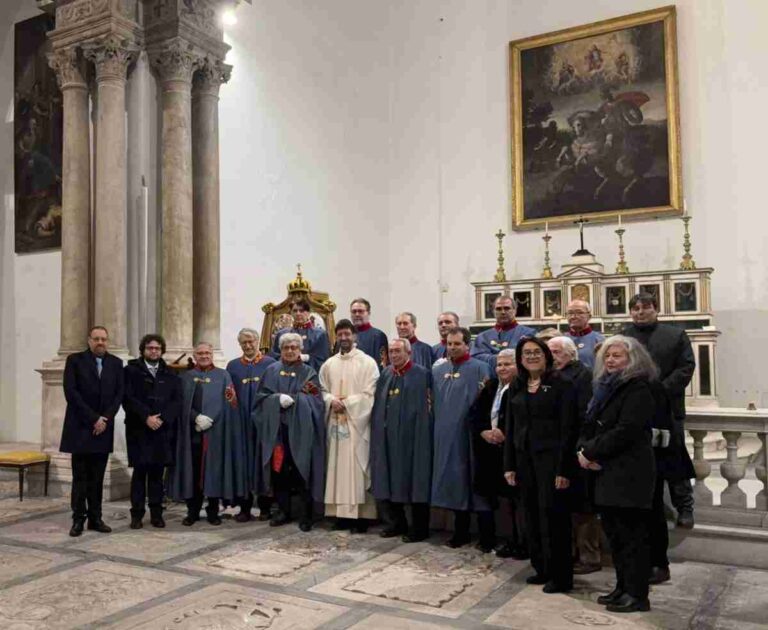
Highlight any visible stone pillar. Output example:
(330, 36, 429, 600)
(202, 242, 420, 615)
(47, 47, 91, 356)
(150, 40, 200, 357)
(84, 36, 138, 355)
(192, 58, 231, 352)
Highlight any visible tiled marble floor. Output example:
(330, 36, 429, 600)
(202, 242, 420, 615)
(0, 497, 765, 629)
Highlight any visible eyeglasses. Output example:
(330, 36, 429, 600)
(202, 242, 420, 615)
(566, 310, 588, 316)
(522, 350, 544, 358)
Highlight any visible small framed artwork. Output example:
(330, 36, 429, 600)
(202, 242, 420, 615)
(513, 291, 533, 318)
(674, 281, 697, 312)
(605, 286, 627, 315)
(543, 289, 562, 317)
(484, 292, 502, 320)
(638, 283, 660, 303)
(570, 283, 591, 305)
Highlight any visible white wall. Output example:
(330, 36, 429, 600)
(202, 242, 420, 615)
(1, 0, 767, 443)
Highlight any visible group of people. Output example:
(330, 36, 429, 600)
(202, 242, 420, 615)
(60, 292, 696, 615)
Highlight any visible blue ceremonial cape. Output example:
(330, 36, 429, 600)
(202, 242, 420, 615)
(252, 361, 326, 502)
(409, 339, 435, 369)
(226, 355, 276, 492)
(272, 326, 330, 372)
(168, 367, 248, 501)
(432, 342, 447, 361)
(564, 329, 604, 370)
(356, 326, 389, 371)
(471, 324, 536, 369)
(371, 363, 433, 504)
(431, 357, 492, 511)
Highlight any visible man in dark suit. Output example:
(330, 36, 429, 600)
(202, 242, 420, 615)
(60, 326, 124, 537)
(622, 293, 696, 530)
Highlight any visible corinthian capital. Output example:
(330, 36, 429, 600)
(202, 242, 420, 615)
(193, 56, 232, 97)
(149, 39, 204, 85)
(47, 47, 87, 90)
(83, 35, 139, 83)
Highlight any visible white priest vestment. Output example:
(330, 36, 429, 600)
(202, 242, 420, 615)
(320, 347, 379, 519)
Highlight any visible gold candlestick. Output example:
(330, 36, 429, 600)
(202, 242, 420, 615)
(680, 215, 696, 270)
(494, 229, 507, 282)
(541, 233, 553, 279)
(615, 228, 629, 274)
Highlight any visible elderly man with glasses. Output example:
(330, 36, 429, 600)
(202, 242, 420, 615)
(563, 300, 604, 370)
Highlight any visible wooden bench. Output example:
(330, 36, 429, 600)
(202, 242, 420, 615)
(0, 451, 50, 501)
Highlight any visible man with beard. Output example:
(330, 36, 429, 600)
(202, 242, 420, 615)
(253, 333, 326, 531)
(371, 338, 433, 542)
(168, 342, 248, 526)
(227, 328, 276, 522)
(123, 334, 181, 529)
(471, 297, 535, 370)
(321, 319, 380, 532)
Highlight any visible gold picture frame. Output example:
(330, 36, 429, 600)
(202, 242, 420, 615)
(509, 6, 682, 230)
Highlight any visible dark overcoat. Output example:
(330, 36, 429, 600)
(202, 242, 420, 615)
(60, 349, 124, 454)
(578, 378, 656, 509)
(558, 361, 593, 509)
(503, 372, 578, 508)
(122, 358, 181, 467)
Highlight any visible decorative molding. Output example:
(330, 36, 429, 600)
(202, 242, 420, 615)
(56, 0, 110, 27)
(47, 47, 88, 90)
(83, 34, 139, 83)
(148, 38, 206, 84)
(193, 56, 232, 96)
(180, 0, 223, 39)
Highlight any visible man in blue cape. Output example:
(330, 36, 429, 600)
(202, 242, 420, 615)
(432, 311, 459, 363)
(226, 328, 276, 522)
(271, 298, 330, 372)
(563, 299, 604, 369)
(471, 296, 535, 370)
(371, 337, 433, 542)
(350, 297, 388, 370)
(168, 342, 248, 526)
(432, 326, 495, 551)
(253, 332, 326, 531)
(395, 311, 434, 369)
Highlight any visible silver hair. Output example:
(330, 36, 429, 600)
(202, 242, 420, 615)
(548, 336, 578, 360)
(390, 337, 412, 353)
(397, 311, 417, 326)
(237, 327, 260, 342)
(278, 332, 304, 350)
(567, 299, 592, 314)
(438, 311, 460, 324)
(535, 327, 561, 342)
(497, 348, 516, 360)
(593, 335, 659, 383)
(194, 341, 213, 351)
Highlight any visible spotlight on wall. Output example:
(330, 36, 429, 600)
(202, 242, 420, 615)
(222, 8, 237, 26)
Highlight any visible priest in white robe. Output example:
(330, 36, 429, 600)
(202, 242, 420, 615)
(320, 318, 380, 532)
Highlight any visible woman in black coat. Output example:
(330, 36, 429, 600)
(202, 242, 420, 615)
(504, 337, 578, 594)
(123, 334, 181, 528)
(578, 335, 657, 614)
(468, 349, 526, 557)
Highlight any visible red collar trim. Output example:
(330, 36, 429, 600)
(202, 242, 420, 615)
(451, 352, 471, 366)
(294, 321, 313, 330)
(356, 323, 372, 333)
(569, 326, 593, 337)
(240, 352, 264, 365)
(408, 336, 418, 344)
(392, 360, 413, 376)
(495, 321, 518, 332)
(197, 364, 215, 372)
(440, 339, 447, 346)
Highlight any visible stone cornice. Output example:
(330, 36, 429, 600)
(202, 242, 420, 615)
(47, 46, 88, 90)
(83, 34, 140, 83)
(50, 0, 142, 51)
(143, 0, 229, 60)
(192, 56, 232, 97)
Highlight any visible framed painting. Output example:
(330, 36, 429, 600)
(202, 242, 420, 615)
(509, 6, 682, 229)
(14, 14, 62, 253)
(483, 292, 502, 320)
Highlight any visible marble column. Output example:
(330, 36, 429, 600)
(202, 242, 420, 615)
(192, 58, 231, 352)
(84, 36, 137, 355)
(47, 47, 91, 356)
(150, 40, 200, 357)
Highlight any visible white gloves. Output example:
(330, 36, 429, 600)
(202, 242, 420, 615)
(433, 358, 448, 368)
(279, 394, 295, 409)
(194, 414, 214, 432)
(300, 353, 310, 363)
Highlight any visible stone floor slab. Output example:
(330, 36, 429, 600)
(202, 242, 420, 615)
(347, 612, 458, 629)
(309, 543, 516, 619)
(0, 543, 76, 585)
(712, 567, 768, 629)
(108, 582, 349, 629)
(0, 495, 68, 524)
(0, 507, 131, 545)
(177, 527, 387, 586)
(0, 560, 196, 629)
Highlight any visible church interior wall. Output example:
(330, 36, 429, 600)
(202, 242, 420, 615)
(0, 0, 766, 443)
